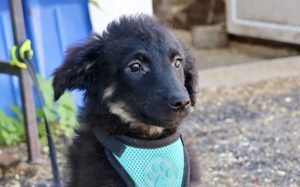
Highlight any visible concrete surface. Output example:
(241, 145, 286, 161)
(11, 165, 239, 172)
(198, 55, 300, 89)
(175, 30, 300, 70)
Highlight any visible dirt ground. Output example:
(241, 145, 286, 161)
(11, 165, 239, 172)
(1, 75, 299, 187)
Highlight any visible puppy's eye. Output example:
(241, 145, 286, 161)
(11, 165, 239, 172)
(129, 63, 142, 72)
(174, 56, 183, 68)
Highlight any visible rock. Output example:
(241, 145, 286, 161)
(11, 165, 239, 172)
(36, 179, 53, 187)
(9, 181, 21, 187)
(277, 170, 286, 176)
(154, 0, 225, 29)
(16, 162, 39, 178)
(284, 97, 292, 103)
(0, 153, 20, 169)
(192, 24, 228, 49)
(24, 166, 39, 178)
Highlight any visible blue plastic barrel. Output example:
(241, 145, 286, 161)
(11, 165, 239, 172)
(0, 0, 92, 115)
(0, 0, 19, 116)
(23, 0, 92, 106)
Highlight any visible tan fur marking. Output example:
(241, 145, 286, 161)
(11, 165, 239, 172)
(107, 101, 164, 137)
(103, 85, 116, 100)
(130, 123, 164, 137)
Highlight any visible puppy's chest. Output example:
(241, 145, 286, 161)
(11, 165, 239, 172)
(94, 128, 190, 187)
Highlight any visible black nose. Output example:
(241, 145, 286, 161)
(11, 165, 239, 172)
(169, 97, 191, 110)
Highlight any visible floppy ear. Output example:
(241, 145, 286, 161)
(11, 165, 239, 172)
(52, 36, 104, 101)
(184, 49, 198, 106)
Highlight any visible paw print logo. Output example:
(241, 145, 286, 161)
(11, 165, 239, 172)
(144, 158, 178, 187)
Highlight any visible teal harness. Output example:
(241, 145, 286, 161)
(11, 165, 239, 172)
(93, 127, 190, 187)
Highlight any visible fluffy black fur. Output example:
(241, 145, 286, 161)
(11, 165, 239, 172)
(53, 15, 200, 187)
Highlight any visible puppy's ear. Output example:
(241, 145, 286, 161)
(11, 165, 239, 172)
(52, 35, 103, 101)
(184, 49, 198, 106)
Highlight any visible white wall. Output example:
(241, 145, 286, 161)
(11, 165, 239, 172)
(226, 0, 300, 44)
(89, 0, 153, 33)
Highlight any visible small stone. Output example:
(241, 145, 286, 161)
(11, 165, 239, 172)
(277, 170, 286, 176)
(0, 153, 20, 169)
(213, 145, 219, 150)
(24, 165, 39, 178)
(240, 141, 250, 147)
(264, 178, 272, 183)
(284, 97, 292, 103)
(219, 152, 236, 165)
(225, 118, 234, 123)
(7, 181, 21, 187)
(280, 107, 288, 113)
(42, 147, 49, 154)
(36, 179, 53, 187)
(260, 103, 268, 110)
(15, 174, 20, 179)
(264, 115, 274, 123)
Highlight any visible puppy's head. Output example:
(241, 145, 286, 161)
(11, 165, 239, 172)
(53, 15, 197, 132)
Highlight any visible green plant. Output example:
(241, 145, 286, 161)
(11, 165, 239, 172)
(88, 0, 102, 10)
(0, 105, 25, 145)
(0, 74, 77, 145)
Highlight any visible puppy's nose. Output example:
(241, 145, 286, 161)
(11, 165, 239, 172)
(169, 97, 191, 110)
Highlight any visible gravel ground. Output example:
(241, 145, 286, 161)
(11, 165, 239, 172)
(182, 75, 300, 187)
(1, 75, 300, 187)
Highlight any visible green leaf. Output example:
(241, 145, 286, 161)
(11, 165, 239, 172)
(89, 0, 102, 10)
(37, 74, 54, 107)
(10, 105, 23, 119)
(6, 123, 16, 132)
(0, 74, 77, 145)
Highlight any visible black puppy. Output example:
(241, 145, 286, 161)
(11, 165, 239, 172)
(53, 15, 199, 187)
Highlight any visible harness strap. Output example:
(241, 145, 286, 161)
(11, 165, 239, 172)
(93, 128, 190, 187)
(92, 126, 126, 157)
